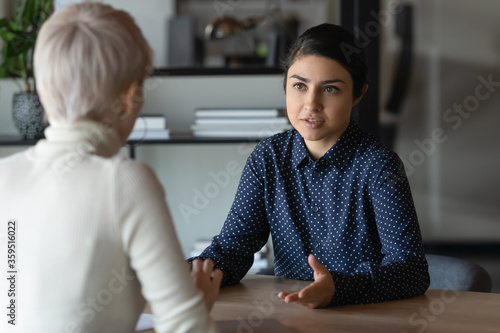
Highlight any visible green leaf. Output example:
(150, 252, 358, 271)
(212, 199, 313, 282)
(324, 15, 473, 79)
(0, 18, 11, 29)
(13, 0, 26, 25)
(0, 67, 8, 78)
(5, 41, 34, 58)
(22, 0, 41, 30)
(0, 0, 52, 91)
(0, 29, 35, 47)
(0, 20, 21, 33)
(0, 30, 16, 43)
(1, 29, 22, 40)
(0, 56, 23, 77)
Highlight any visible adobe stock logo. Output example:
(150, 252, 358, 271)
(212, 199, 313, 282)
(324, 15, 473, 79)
(399, 73, 499, 177)
(178, 160, 243, 224)
(400, 282, 461, 333)
(64, 267, 136, 333)
(341, 0, 404, 63)
(234, 299, 274, 333)
(212, 0, 244, 18)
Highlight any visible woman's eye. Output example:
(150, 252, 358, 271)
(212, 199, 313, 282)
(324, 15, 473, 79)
(293, 83, 306, 91)
(324, 86, 338, 93)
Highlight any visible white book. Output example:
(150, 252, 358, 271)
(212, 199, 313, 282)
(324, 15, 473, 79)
(133, 115, 166, 130)
(192, 127, 292, 138)
(191, 123, 292, 132)
(195, 117, 290, 126)
(195, 108, 285, 118)
(127, 129, 170, 140)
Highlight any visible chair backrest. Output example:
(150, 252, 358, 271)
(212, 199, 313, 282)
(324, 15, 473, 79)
(426, 254, 492, 292)
(258, 254, 493, 292)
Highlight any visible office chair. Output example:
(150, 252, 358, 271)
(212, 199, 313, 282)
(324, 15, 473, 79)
(426, 254, 492, 292)
(257, 254, 493, 292)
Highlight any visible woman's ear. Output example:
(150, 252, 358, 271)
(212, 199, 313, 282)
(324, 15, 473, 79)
(353, 84, 369, 108)
(120, 81, 140, 119)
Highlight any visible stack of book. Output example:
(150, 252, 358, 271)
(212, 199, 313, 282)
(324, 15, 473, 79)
(128, 114, 170, 140)
(191, 108, 292, 138)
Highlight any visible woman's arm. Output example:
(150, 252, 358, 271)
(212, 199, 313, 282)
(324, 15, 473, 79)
(188, 150, 271, 287)
(329, 153, 430, 306)
(115, 159, 219, 332)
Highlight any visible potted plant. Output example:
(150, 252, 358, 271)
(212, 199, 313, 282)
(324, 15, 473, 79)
(0, 0, 52, 139)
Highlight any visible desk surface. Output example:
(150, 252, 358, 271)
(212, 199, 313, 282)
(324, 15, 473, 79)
(143, 274, 500, 333)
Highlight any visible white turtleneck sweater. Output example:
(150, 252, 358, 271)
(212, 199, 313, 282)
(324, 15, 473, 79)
(0, 121, 218, 333)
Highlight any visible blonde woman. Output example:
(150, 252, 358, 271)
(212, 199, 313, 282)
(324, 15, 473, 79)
(0, 3, 221, 333)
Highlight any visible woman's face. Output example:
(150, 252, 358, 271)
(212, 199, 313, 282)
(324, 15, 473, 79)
(285, 55, 365, 157)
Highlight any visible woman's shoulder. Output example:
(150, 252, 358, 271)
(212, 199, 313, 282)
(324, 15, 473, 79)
(108, 156, 160, 184)
(355, 128, 402, 170)
(106, 157, 166, 213)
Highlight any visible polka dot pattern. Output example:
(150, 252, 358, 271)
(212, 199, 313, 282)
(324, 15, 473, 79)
(193, 122, 430, 306)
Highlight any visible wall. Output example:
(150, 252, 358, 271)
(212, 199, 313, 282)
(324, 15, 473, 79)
(0, 74, 285, 256)
(382, 0, 500, 241)
(3, 0, 500, 255)
(133, 74, 286, 256)
(0, 0, 287, 257)
(53, 0, 175, 66)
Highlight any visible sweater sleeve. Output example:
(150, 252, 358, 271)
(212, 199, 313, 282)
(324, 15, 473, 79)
(114, 159, 219, 333)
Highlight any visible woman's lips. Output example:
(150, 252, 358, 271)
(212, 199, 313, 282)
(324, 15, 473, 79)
(301, 118, 324, 129)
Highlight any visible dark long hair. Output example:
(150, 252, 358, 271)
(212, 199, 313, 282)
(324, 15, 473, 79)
(281, 23, 369, 99)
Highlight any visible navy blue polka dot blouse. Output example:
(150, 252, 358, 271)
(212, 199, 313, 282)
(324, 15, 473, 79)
(192, 122, 430, 306)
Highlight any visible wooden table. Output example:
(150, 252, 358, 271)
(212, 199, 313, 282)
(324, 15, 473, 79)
(143, 274, 500, 333)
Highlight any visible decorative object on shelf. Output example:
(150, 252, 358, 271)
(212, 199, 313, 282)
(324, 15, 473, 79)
(12, 92, 46, 140)
(0, 0, 53, 139)
(203, 1, 299, 67)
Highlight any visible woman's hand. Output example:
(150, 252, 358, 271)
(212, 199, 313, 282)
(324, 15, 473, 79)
(278, 254, 335, 309)
(190, 259, 223, 312)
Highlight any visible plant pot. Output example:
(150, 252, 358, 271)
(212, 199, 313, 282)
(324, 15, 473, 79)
(12, 92, 48, 140)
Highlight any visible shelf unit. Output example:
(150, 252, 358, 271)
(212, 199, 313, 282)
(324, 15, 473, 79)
(0, 135, 263, 159)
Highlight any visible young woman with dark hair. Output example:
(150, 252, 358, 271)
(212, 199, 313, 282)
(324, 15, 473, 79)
(190, 23, 429, 308)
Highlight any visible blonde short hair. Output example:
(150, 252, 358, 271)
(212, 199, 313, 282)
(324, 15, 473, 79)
(34, 2, 153, 123)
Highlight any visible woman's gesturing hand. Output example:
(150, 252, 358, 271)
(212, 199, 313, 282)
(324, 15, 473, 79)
(278, 254, 335, 309)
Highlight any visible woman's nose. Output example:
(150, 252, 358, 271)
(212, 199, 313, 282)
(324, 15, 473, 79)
(304, 90, 323, 111)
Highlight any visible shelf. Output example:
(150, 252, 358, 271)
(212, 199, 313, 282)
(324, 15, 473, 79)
(23, 67, 282, 79)
(0, 134, 263, 159)
(0, 136, 38, 146)
(0, 134, 263, 146)
(151, 67, 282, 76)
